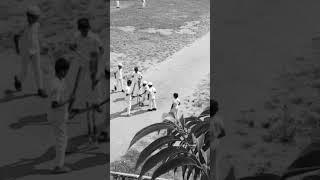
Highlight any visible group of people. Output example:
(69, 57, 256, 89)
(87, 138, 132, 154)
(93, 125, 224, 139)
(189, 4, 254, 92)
(112, 63, 181, 118)
(12, 5, 105, 174)
(112, 64, 157, 116)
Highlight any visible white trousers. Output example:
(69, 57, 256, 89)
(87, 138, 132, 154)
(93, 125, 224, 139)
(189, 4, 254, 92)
(149, 98, 156, 109)
(49, 109, 68, 168)
(116, 78, 123, 91)
(116, 0, 120, 7)
(127, 99, 132, 115)
(132, 82, 140, 96)
(18, 52, 43, 89)
(142, 0, 146, 7)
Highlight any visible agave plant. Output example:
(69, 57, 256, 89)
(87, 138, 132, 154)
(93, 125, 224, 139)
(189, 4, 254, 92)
(128, 106, 213, 180)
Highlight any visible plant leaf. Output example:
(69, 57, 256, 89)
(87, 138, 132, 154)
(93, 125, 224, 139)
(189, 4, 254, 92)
(193, 167, 200, 180)
(135, 135, 181, 170)
(151, 156, 199, 180)
(179, 115, 185, 129)
(139, 147, 188, 178)
(282, 141, 320, 179)
(186, 166, 194, 180)
(129, 122, 176, 148)
(182, 165, 188, 179)
(199, 106, 210, 118)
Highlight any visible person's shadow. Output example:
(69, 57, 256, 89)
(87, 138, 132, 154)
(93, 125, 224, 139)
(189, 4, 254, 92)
(0, 130, 107, 179)
(113, 97, 125, 103)
(9, 114, 81, 130)
(110, 104, 149, 120)
(9, 113, 48, 130)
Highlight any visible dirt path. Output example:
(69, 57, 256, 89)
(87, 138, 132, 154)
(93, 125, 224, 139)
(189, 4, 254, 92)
(110, 32, 210, 162)
(214, 0, 320, 178)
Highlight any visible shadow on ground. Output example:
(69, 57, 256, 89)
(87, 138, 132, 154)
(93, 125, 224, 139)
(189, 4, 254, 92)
(9, 113, 48, 130)
(110, 104, 149, 120)
(0, 133, 107, 180)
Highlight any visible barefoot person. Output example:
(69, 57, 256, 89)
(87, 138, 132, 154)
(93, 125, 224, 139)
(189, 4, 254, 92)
(147, 82, 157, 111)
(13, 5, 47, 97)
(48, 58, 73, 173)
(170, 93, 181, 119)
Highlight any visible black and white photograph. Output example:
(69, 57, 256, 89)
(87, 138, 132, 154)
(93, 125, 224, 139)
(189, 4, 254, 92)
(109, 0, 211, 179)
(0, 0, 108, 179)
(214, 0, 320, 180)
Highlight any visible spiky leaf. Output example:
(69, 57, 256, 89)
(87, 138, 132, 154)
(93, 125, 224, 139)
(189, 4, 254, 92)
(129, 123, 176, 148)
(282, 142, 320, 179)
(199, 106, 210, 118)
(135, 135, 181, 169)
(151, 156, 200, 180)
(139, 147, 188, 178)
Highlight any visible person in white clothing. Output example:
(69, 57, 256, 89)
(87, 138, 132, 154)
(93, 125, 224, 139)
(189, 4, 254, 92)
(147, 82, 157, 111)
(125, 79, 133, 116)
(13, 5, 47, 97)
(69, 18, 104, 108)
(170, 93, 181, 119)
(48, 58, 73, 174)
(142, 0, 146, 8)
(131, 66, 142, 98)
(116, 0, 120, 8)
(113, 63, 124, 92)
(138, 81, 149, 106)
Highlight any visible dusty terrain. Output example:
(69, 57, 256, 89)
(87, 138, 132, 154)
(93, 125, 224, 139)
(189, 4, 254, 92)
(0, 0, 107, 179)
(214, 0, 320, 179)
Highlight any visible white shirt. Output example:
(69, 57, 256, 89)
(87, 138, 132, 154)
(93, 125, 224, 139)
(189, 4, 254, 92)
(131, 71, 142, 83)
(72, 31, 103, 66)
(125, 86, 133, 101)
(116, 68, 123, 79)
(49, 77, 68, 113)
(172, 98, 180, 110)
(139, 85, 149, 95)
(19, 22, 40, 56)
(148, 86, 156, 99)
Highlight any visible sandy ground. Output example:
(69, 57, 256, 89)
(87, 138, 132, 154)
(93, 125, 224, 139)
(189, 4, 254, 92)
(110, 32, 210, 163)
(0, 0, 107, 179)
(214, 0, 320, 179)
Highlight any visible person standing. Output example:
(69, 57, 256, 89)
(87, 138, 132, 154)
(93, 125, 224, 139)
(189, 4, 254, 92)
(125, 79, 133, 116)
(113, 63, 124, 92)
(138, 80, 149, 106)
(131, 66, 142, 98)
(69, 18, 104, 108)
(147, 82, 157, 111)
(170, 93, 181, 119)
(13, 5, 47, 97)
(48, 58, 73, 173)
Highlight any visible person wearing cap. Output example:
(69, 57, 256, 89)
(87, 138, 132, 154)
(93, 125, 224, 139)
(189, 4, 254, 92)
(147, 82, 157, 111)
(138, 80, 149, 106)
(13, 5, 47, 98)
(131, 66, 143, 98)
(113, 63, 124, 92)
